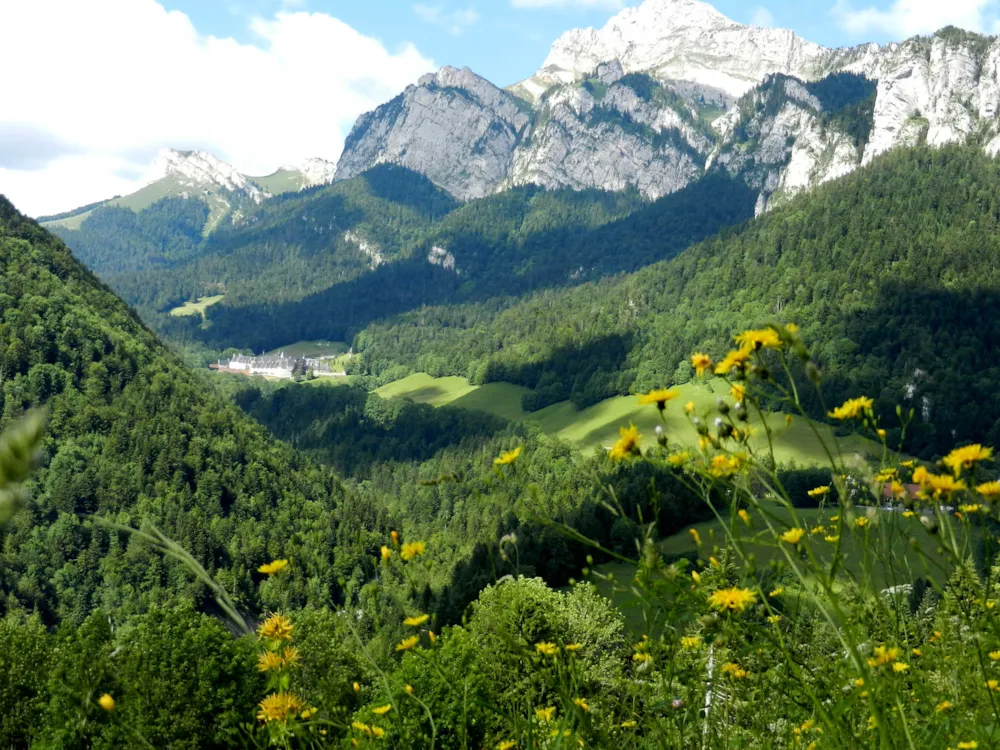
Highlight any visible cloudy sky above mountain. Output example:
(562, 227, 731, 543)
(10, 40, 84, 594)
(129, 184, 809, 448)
(2, 0, 998, 216)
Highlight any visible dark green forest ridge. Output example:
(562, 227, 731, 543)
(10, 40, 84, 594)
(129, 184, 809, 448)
(355, 146, 1000, 458)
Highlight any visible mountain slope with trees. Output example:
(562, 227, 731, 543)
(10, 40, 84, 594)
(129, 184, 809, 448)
(353, 146, 1000, 457)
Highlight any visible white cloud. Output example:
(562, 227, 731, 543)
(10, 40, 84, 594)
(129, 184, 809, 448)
(0, 0, 435, 217)
(511, 0, 627, 9)
(413, 4, 481, 34)
(750, 6, 775, 26)
(832, 0, 999, 37)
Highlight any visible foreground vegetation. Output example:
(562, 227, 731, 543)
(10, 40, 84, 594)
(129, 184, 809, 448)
(5, 304, 1000, 747)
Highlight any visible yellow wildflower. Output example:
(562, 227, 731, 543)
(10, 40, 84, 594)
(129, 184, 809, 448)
(98, 694, 115, 711)
(769, 587, 785, 597)
(373, 705, 392, 716)
(632, 652, 653, 663)
(707, 587, 757, 612)
(892, 662, 910, 673)
(404, 614, 430, 627)
(573, 698, 590, 712)
(621, 720, 638, 728)
(684, 401, 696, 414)
(689, 528, 702, 545)
(855, 517, 870, 529)
(257, 692, 305, 723)
(943, 444, 993, 476)
(494, 446, 522, 465)
(565, 643, 581, 652)
(855, 678, 865, 687)
(807, 486, 830, 497)
(780, 527, 805, 545)
(691, 353, 713, 376)
(977, 481, 1000, 498)
(867, 645, 900, 667)
(395, 636, 420, 652)
(353, 682, 361, 693)
(768, 615, 782, 624)
(912, 648, 923, 657)
(681, 636, 702, 649)
(405, 685, 414, 695)
(828, 396, 873, 421)
(400, 541, 426, 561)
(731, 383, 746, 403)
(714, 346, 753, 375)
(913, 466, 967, 496)
(352, 721, 372, 734)
(877, 428, 887, 439)
(989, 679, 1000, 692)
(936, 700, 953, 713)
(810, 525, 826, 535)
(721, 662, 749, 679)
(391, 530, 399, 546)
(610, 423, 642, 460)
(959, 504, 983, 514)
(902, 510, 915, 518)
(668, 451, 691, 466)
(735, 328, 781, 350)
(281, 646, 301, 668)
(258, 613, 294, 642)
(957, 742, 979, 749)
(990, 651, 1000, 661)
(258, 559, 289, 575)
(497, 742, 516, 750)
(257, 650, 284, 672)
(536, 642, 559, 657)
(638, 388, 679, 410)
(381, 545, 391, 562)
(371, 726, 385, 739)
(691, 570, 702, 584)
(709, 454, 743, 478)
(535, 706, 556, 722)
(825, 535, 841, 543)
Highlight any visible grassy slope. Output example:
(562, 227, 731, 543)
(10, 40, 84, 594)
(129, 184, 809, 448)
(168, 294, 225, 317)
(374, 373, 880, 463)
(250, 170, 306, 195)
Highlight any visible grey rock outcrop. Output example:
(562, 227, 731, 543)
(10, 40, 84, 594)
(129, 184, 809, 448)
(335, 67, 531, 200)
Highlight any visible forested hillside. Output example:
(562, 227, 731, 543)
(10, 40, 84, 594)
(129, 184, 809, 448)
(354, 147, 1000, 457)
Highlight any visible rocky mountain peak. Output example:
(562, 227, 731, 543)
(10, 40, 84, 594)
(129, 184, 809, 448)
(150, 148, 260, 196)
(516, 0, 833, 101)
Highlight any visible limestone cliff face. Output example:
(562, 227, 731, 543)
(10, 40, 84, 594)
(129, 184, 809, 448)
(335, 67, 532, 200)
(335, 0, 1000, 207)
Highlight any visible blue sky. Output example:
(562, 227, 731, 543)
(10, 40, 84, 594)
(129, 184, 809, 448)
(164, 0, 907, 87)
(3, 0, 998, 216)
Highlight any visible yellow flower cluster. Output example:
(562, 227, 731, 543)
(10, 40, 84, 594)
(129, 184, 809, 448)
(943, 444, 992, 476)
(638, 388, 679, 409)
(535, 642, 559, 657)
(780, 527, 805, 545)
(867, 645, 900, 668)
(610, 424, 642, 460)
(707, 587, 757, 612)
(258, 613, 294, 642)
(257, 646, 301, 672)
(257, 692, 305, 723)
(721, 662, 749, 679)
(400, 541, 426, 561)
(257, 559, 289, 575)
(494, 446, 522, 466)
(352, 720, 386, 738)
(828, 396, 873, 421)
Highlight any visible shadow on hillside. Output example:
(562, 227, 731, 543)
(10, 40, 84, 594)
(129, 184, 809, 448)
(818, 282, 1000, 458)
(192, 174, 755, 351)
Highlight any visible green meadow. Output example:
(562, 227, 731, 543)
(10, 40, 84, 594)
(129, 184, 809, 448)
(168, 294, 225, 318)
(374, 373, 881, 465)
(263, 340, 349, 359)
